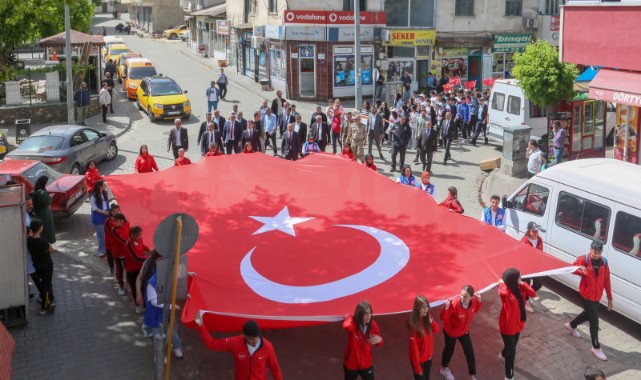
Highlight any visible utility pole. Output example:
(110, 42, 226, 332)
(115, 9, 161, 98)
(354, 0, 362, 109)
(64, 1, 75, 124)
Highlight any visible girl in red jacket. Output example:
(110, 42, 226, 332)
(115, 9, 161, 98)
(134, 145, 159, 173)
(439, 186, 464, 214)
(519, 221, 544, 312)
(439, 285, 481, 380)
(408, 295, 440, 380)
(111, 213, 130, 296)
(498, 268, 536, 380)
(125, 226, 150, 313)
(85, 160, 103, 195)
(343, 301, 383, 380)
(103, 204, 120, 277)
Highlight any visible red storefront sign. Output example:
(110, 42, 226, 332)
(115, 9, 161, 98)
(589, 69, 641, 107)
(550, 16, 560, 31)
(284, 10, 386, 25)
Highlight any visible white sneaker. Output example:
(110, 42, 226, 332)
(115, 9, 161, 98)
(525, 300, 534, 313)
(439, 367, 455, 380)
(591, 347, 608, 361)
(118, 287, 125, 296)
(498, 352, 505, 363)
(173, 347, 184, 359)
(135, 305, 144, 314)
(564, 322, 581, 338)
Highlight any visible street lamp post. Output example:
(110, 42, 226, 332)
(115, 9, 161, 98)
(65, 1, 75, 124)
(354, 0, 361, 110)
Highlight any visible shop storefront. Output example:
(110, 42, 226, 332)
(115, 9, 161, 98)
(552, 98, 607, 164)
(383, 29, 435, 91)
(332, 45, 375, 98)
(213, 20, 229, 61)
(434, 35, 492, 90)
(238, 30, 254, 80)
(265, 25, 286, 94)
(492, 33, 532, 79)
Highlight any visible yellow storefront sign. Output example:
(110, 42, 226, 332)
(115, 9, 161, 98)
(387, 30, 436, 46)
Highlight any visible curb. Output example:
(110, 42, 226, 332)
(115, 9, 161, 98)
(475, 170, 491, 209)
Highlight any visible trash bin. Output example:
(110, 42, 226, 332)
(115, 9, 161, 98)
(259, 79, 271, 91)
(15, 119, 31, 145)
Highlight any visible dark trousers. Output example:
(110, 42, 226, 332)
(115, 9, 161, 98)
(368, 133, 383, 158)
(106, 248, 114, 272)
(441, 331, 476, 375)
(266, 132, 278, 155)
(443, 136, 453, 162)
(101, 104, 109, 122)
(457, 120, 467, 138)
(471, 121, 487, 145)
(218, 83, 227, 99)
(332, 131, 342, 154)
(225, 141, 240, 154)
(30, 272, 44, 301)
(171, 145, 183, 159)
(390, 145, 406, 170)
(108, 90, 114, 112)
(419, 149, 434, 172)
(318, 140, 327, 152)
(114, 257, 125, 288)
(524, 277, 543, 300)
(412, 359, 432, 380)
(570, 297, 601, 349)
(344, 365, 374, 380)
(500, 332, 520, 380)
(35, 265, 54, 311)
(468, 115, 477, 137)
(126, 270, 140, 304)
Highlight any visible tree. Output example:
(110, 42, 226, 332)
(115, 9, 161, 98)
(511, 40, 579, 110)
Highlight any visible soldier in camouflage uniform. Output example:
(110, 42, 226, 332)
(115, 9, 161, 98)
(347, 111, 367, 162)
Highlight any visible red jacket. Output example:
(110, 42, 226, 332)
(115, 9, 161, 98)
(174, 157, 192, 166)
(498, 282, 536, 335)
(409, 318, 440, 374)
(365, 163, 377, 171)
(135, 154, 158, 173)
(520, 235, 543, 250)
(85, 168, 102, 194)
(343, 315, 383, 370)
(440, 296, 481, 337)
(124, 237, 149, 272)
(104, 217, 116, 251)
(198, 324, 283, 380)
(573, 254, 613, 302)
(111, 221, 130, 258)
(439, 196, 464, 214)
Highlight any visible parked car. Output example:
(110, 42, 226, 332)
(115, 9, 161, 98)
(178, 30, 190, 41)
(163, 25, 188, 40)
(5, 126, 118, 174)
(0, 160, 87, 217)
(123, 58, 157, 100)
(105, 43, 130, 66)
(0, 129, 9, 159)
(136, 76, 191, 121)
(102, 36, 124, 58)
(118, 51, 143, 83)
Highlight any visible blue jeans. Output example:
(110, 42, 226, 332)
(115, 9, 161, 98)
(93, 222, 105, 254)
(150, 324, 181, 349)
(207, 100, 219, 113)
(553, 147, 563, 164)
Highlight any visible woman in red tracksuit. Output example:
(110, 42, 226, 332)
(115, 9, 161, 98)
(439, 285, 481, 380)
(439, 186, 464, 214)
(134, 145, 159, 173)
(111, 213, 130, 296)
(125, 226, 150, 313)
(498, 268, 536, 380)
(343, 301, 383, 380)
(103, 204, 120, 277)
(408, 295, 440, 380)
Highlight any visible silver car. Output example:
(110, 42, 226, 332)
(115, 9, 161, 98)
(6, 125, 118, 174)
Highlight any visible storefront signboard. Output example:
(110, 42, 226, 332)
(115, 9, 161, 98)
(284, 10, 327, 24)
(327, 11, 386, 25)
(493, 33, 532, 53)
(216, 20, 230, 35)
(432, 48, 468, 76)
(386, 29, 436, 46)
(253, 25, 265, 37)
(265, 25, 284, 39)
(328, 27, 374, 42)
(285, 26, 325, 42)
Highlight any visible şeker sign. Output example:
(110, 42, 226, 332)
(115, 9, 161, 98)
(283, 10, 386, 25)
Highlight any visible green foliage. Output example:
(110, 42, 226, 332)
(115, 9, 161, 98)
(512, 40, 579, 107)
(1, 62, 94, 82)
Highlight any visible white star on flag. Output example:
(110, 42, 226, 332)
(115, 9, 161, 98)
(249, 206, 314, 237)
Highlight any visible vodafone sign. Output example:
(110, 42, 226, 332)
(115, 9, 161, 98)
(284, 10, 386, 25)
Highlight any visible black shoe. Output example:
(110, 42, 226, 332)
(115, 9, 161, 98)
(413, 159, 419, 164)
(380, 155, 386, 161)
(485, 138, 489, 145)
(390, 168, 396, 172)
(471, 140, 476, 146)
(110, 110, 114, 113)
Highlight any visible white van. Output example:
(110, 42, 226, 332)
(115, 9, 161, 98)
(501, 158, 641, 325)
(488, 79, 548, 141)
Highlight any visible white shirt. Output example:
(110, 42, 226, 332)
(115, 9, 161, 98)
(208, 87, 219, 101)
(175, 127, 182, 147)
(527, 149, 542, 174)
(247, 338, 262, 356)
(294, 123, 300, 133)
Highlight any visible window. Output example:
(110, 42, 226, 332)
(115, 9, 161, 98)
(22, 163, 61, 187)
(512, 183, 549, 216)
(507, 95, 521, 115)
(268, 0, 277, 14)
(83, 129, 100, 142)
(344, 0, 366, 11)
(583, 102, 594, 135)
(385, 0, 435, 26)
(543, 0, 565, 16)
(270, 48, 286, 80)
(455, 0, 474, 16)
(505, 0, 522, 16)
(70, 133, 86, 147)
(555, 191, 610, 242)
(613, 212, 641, 259)
(491, 92, 505, 111)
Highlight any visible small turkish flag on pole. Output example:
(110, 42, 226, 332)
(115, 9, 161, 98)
(465, 80, 477, 90)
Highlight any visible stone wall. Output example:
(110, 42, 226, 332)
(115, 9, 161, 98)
(0, 97, 101, 127)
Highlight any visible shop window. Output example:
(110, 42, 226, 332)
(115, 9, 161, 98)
(491, 92, 505, 111)
(594, 101, 605, 149)
(455, 0, 474, 16)
(270, 49, 286, 80)
(572, 103, 582, 151)
(344, 0, 366, 11)
(505, 0, 522, 16)
(613, 212, 641, 259)
(410, 0, 435, 27)
(385, 0, 409, 27)
(512, 183, 549, 216)
(529, 102, 547, 118)
(268, 0, 277, 14)
(583, 102, 594, 135)
(555, 191, 610, 242)
(507, 95, 521, 115)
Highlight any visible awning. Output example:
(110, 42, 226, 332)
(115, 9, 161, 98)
(576, 66, 599, 82)
(191, 3, 225, 17)
(589, 69, 641, 107)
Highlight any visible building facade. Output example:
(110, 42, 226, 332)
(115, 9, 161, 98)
(129, 0, 184, 33)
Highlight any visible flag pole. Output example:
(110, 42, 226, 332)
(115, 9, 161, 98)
(164, 216, 183, 380)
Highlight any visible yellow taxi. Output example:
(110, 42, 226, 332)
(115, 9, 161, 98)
(163, 25, 188, 40)
(105, 43, 130, 66)
(123, 58, 157, 100)
(118, 52, 143, 82)
(136, 76, 191, 122)
(102, 36, 124, 58)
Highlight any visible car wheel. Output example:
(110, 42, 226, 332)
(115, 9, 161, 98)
(70, 163, 81, 175)
(170, 33, 177, 40)
(148, 107, 156, 122)
(137, 99, 143, 110)
(106, 141, 118, 160)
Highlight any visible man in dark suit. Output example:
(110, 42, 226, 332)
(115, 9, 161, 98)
(281, 123, 300, 161)
(213, 109, 226, 136)
(241, 120, 261, 152)
(167, 118, 189, 159)
(197, 112, 213, 146)
(309, 106, 327, 126)
(223, 112, 243, 154)
(237, 111, 248, 132)
(199, 122, 224, 156)
(471, 96, 489, 146)
(280, 106, 295, 138)
(310, 114, 330, 152)
(293, 114, 307, 145)
(271, 91, 286, 126)
(367, 107, 385, 160)
(417, 118, 438, 172)
(442, 111, 454, 165)
(390, 115, 411, 172)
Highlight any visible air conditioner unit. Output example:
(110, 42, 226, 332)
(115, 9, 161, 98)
(523, 17, 538, 29)
(251, 36, 264, 49)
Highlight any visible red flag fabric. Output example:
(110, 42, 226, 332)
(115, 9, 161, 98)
(482, 77, 496, 88)
(442, 84, 452, 93)
(106, 154, 572, 332)
(448, 77, 461, 86)
(465, 80, 477, 90)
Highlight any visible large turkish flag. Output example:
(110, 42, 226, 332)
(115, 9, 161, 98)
(107, 153, 572, 332)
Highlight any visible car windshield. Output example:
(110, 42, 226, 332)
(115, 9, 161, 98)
(129, 66, 157, 79)
(110, 49, 129, 56)
(22, 162, 61, 187)
(151, 83, 182, 96)
(19, 135, 65, 152)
